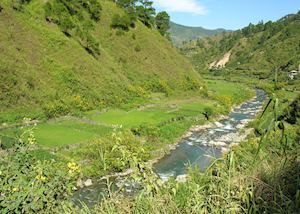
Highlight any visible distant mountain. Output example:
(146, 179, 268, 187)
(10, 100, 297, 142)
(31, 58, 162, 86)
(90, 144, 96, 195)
(181, 11, 300, 80)
(169, 22, 228, 46)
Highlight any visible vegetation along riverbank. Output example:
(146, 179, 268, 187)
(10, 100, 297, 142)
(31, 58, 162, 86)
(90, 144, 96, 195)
(0, 0, 299, 213)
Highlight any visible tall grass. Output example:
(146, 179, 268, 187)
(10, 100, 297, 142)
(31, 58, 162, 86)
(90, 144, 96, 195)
(67, 94, 300, 213)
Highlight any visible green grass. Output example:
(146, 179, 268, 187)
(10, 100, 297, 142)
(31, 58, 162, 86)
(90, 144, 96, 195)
(86, 79, 251, 129)
(0, 0, 204, 122)
(1, 80, 253, 148)
(34, 121, 112, 147)
(206, 79, 254, 103)
(87, 102, 215, 128)
(71, 90, 300, 214)
(88, 109, 172, 128)
(0, 120, 112, 148)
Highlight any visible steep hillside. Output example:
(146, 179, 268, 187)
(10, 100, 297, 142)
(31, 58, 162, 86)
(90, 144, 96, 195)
(182, 11, 300, 80)
(0, 0, 204, 122)
(169, 21, 228, 46)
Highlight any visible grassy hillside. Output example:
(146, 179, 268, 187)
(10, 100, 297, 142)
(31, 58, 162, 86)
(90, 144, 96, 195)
(0, 0, 204, 123)
(169, 21, 228, 47)
(181, 11, 300, 84)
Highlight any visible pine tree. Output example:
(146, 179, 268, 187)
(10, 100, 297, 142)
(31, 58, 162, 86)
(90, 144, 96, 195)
(155, 11, 170, 36)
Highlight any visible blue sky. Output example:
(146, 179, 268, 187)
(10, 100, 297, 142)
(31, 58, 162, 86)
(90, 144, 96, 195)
(152, 0, 300, 30)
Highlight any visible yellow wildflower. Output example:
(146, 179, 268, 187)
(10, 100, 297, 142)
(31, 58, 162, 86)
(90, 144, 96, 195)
(67, 162, 80, 174)
(36, 174, 47, 181)
(12, 187, 19, 192)
(28, 132, 36, 145)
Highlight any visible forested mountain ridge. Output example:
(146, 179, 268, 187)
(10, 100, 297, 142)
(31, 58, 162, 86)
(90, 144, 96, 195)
(182, 11, 300, 80)
(0, 0, 204, 122)
(169, 21, 228, 46)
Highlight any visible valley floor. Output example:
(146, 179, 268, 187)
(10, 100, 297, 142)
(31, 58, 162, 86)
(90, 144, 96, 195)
(1, 76, 299, 213)
(1, 79, 253, 177)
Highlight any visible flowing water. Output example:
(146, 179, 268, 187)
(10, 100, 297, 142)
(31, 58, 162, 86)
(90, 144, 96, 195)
(154, 89, 267, 180)
(73, 89, 267, 207)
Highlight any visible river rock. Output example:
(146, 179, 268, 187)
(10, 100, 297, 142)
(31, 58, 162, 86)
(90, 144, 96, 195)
(216, 133, 238, 143)
(221, 147, 229, 153)
(183, 131, 193, 138)
(176, 175, 188, 183)
(214, 122, 224, 128)
(208, 141, 227, 147)
(209, 130, 215, 134)
(76, 179, 84, 188)
(240, 119, 251, 124)
(84, 179, 93, 187)
(236, 124, 245, 129)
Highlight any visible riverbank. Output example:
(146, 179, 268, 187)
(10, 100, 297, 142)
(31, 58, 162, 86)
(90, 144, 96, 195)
(72, 90, 300, 214)
(72, 89, 264, 207)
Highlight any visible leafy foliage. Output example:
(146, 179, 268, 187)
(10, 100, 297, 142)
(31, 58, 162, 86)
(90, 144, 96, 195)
(74, 131, 150, 175)
(10, 0, 32, 11)
(0, 0, 202, 122)
(111, 13, 135, 31)
(136, 0, 156, 27)
(44, 0, 101, 56)
(114, 0, 171, 32)
(0, 127, 78, 213)
(202, 106, 213, 120)
(155, 11, 170, 36)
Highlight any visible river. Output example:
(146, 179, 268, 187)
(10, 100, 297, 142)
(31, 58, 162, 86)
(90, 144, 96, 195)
(73, 89, 267, 207)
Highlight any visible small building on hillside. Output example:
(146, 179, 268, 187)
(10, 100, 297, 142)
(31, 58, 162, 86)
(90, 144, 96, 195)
(288, 65, 299, 80)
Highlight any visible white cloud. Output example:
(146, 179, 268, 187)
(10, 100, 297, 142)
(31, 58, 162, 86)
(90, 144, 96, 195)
(153, 0, 208, 15)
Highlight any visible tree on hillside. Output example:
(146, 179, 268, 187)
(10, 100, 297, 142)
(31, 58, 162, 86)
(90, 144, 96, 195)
(115, 0, 137, 9)
(45, 0, 101, 56)
(111, 13, 133, 31)
(11, 0, 32, 11)
(155, 11, 170, 36)
(136, 0, 155, 27)
(83, 0, 102, 21)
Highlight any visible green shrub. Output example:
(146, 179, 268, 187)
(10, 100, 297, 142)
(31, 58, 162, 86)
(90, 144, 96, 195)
(128, 85, 149, 98)
(134, 44, 142, 52)
(43, 101, 70, 119)
(116, 29, 125, 36)
(144, 79, 173, 96)
(44, 0, 101, 56)
(111, 14, 134, 31)
(11, 0, 32, 11)
(0, 135, 16, 149)
(182, 75, 202, 91)
(81, 131, 150, 174)
(132, 33, 136, 40)
(202, 106, 214, 120)
(131, 124, 161, 138)
(0, 130, 78, 213)
(215, 95, 233, 111)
